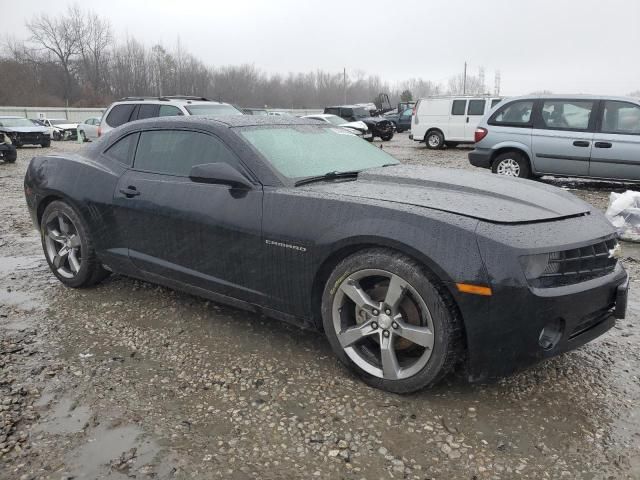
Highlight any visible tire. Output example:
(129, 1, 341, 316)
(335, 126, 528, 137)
(79, 131, 87, 142)
(381, 132, 394, 141)
(491, 151, 531, 178)
(40, 200, 110, 288)
(41, 138, 51, 148)
(425, 130, 444, 149)
(321, 248, 463, 393)
(4, 151, 17, 163)
(52, 131, 61, 141)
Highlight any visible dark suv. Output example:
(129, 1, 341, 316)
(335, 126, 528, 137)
(324, 105, 394, 141)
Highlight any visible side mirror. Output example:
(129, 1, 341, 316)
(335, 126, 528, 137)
(189, 163, 253, 189)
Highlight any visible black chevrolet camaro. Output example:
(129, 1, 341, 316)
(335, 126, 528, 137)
(24, 116, 629, 393)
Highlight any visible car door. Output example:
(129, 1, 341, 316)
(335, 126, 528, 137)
(465, 99, 487, 140)
(114, 128, 266, 303)
(589, 100, 640, 180)
(531, 99, 595, 176)
(448, 99, 467, 140)
(399, 108, 412, 131)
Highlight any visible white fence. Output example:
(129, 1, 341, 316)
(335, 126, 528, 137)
(0, 106, 323, 121)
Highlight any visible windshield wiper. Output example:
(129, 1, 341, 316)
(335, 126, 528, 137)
(294, 170, 360, 187)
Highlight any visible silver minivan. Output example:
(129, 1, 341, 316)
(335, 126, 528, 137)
(469, 95, 640, 180)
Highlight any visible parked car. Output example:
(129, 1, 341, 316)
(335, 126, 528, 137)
(242, 108, 268, 115)
(99, 96, 243, 137)
(469, 95, 640, 180)
(384, 108, 413, 133)
(77, 117, 102, 142)
(38, 118, 79, 141)
(0, 116, 51, 148)
(0, 133, 17, 162)
(24, 115, 628, 393)
(267, 111, 295, 117)
(324, 105, 394, 141)
(303, 113, 369, 138)
(410, 96, 503, 149)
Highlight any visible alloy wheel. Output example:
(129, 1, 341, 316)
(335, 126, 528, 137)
(332, 269, 435, 380)
(496, 158, 521, 176)
(428, 134, 441, 148)
(44, 213, 83, 279)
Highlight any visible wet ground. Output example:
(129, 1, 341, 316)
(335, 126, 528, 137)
(1, 135, 639, 479)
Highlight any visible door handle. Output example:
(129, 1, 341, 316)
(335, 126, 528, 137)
(573, 140, 590, 147)
(119, 186, 140, 197)
(594, 141, 612, 148)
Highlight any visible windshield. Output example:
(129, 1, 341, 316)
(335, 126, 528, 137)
(240, 125, 398, 180)
(186, 104, 244, 116)
(324, 115, 347, 126)
(0, 118, 39, 127)
(353, 108, 371, 119)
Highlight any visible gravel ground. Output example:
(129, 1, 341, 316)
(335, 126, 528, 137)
(1, 135, 639, 480)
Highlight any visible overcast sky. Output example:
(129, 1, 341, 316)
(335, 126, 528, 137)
(5, 0, 640, 96)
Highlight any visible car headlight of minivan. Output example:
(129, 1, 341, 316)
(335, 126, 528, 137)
(519, 252, 562, 280)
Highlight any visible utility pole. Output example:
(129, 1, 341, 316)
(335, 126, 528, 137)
(463, 62, 467, 95)
(343, 68, 347, 104)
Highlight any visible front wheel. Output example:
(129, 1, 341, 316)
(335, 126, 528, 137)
(322, 248, 462, 393)
(79, 131, 87, 142)
(380, 132, 394, 141)
(40, 200, 110, 288)
(425, 131, 444, 149)
(491, 151, 531, 178)
(52, 131, 61, 141)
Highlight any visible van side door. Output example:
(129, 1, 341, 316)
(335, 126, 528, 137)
(531, 99, 595, 176)
(589, 100, 640, 180)
(465, 99, 486, 141)
(449, 99, 467, 141)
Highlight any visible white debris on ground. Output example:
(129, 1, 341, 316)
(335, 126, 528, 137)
(605, 190, 640, 242)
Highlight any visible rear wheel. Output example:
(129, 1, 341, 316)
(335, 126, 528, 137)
(322, 248, 462, 393)
(425, 130, 444, 149)
(491, 151, 531, 178)
(41, 201, 110, 288)
(79, 131, 87, 142)
(381, 132, 394, 141)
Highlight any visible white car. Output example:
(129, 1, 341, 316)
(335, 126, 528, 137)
(77, 117, 101, 142)
(303, 114, 370, 138)
(410, 96, 503, 149)
(39, 118, 79, 141)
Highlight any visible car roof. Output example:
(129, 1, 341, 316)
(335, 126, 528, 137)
(304, 114, 334, 118)
(111, 97, 231, 107)
(126, 115, 324, 129)
(0, 116, 23, 119)
(499, 94, 640, 103)
(325, 105, 371, 109)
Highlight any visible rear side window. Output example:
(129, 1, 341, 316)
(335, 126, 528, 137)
(467, 100, 486, 116)
(452, 100, 466, 115)
(136, 104, 159, 120)
(601, 101, 640, 135)
(325, 108, 340, 116)
(105, 104, 136, 128)
(541, 100, 594, 130)
(133, 130, 238, 176)
(104, 133, 139, 166)
(158, 105, 183, 117)
(490, 100, 534, 126)
(491, 99, 503, 108)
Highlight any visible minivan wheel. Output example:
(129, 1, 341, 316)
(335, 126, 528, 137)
(322, 248, 462, 393)
(492, 152, 531, 178)
(425, 131, 444, 149)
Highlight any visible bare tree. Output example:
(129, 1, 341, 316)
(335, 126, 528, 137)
(25, 6, 83, 105)
(77, 9, 112, 98)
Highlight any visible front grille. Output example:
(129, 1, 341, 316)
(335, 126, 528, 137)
(17, 132, 42, 143)
(531, 239, 618, 288)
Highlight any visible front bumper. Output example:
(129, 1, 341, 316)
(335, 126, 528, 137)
(468, 148, 492, 169)
(11, 132, 50, 146)
(456, 263, 628, 382)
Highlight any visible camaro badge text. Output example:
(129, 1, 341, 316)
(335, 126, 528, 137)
(265, 239, 307, 252)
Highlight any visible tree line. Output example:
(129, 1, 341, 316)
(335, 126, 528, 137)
(0, 6, 495, 109)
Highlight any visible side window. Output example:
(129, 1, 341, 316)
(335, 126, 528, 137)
(467, 100, 486, 116)
(325, 108, 339, 116)
(105, 104, 136, 128)
(104, 133, 139, 166)
(341, 109, 353, 119)
(601, 101, 640, 135)
(491, 99, 503, 108)
(541, 100, 593, 130)
(451, 100, 466, 115)
(158, 105, 183, 117)
(137, 104, 159, 120)
(401, 109, 412, 118)
(490, 100, 534, 126)
(133, 130, 239, 176)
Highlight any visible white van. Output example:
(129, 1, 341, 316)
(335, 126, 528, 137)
(410, 96, 503, 149)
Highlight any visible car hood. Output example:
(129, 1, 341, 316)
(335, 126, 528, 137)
(303, 165, 591, 223)
(51, 123, 78, 129)
(357, 116, 390, 125)
(340, 120, 368, 132)
(1, 126, 48, 134)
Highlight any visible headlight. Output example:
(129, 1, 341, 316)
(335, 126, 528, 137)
(519, 252, 562, 280)
(1, 133, 11, 145)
